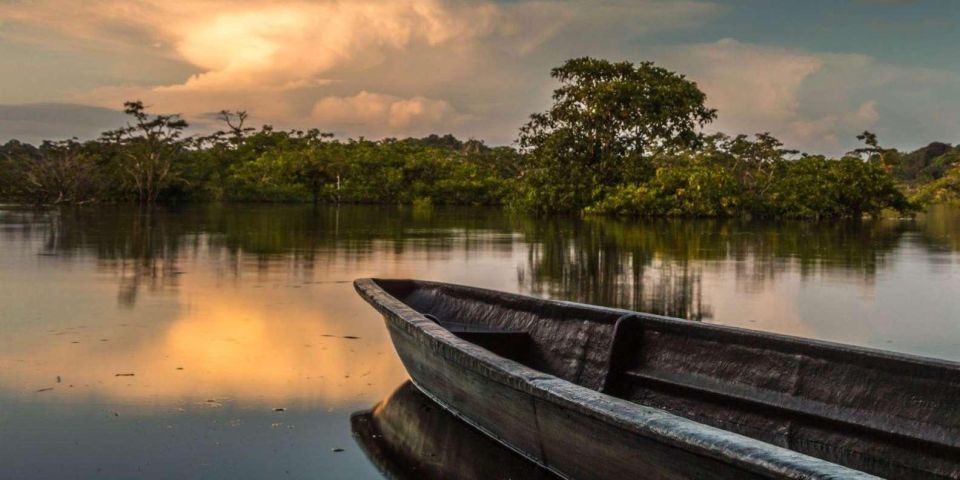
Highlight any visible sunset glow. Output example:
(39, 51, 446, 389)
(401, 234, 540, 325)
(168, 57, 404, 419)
(2, 1, 958, 152)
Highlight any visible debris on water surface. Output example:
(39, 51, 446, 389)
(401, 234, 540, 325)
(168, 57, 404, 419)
(175, 367, 184, 370)
(56, 376, 61, 383)
(115, 373, 135, 377)
(36, 387, 53, 393)
(331, 448, 344, 453)
(273, 408, 285, 412)
(320, 334, 361, 339)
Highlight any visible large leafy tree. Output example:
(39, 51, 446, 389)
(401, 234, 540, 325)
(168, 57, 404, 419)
(516, 57, 717, 213)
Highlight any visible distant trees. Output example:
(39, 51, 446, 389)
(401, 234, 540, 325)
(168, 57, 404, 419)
(22, 140, 101, 205)
(0, 140, 37, 200)
(0, 57, 941, 218)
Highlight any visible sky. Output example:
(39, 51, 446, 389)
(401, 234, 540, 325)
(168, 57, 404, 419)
(0, 0, 958, 155)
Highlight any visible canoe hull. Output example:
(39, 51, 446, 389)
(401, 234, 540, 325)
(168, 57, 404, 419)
(386, 314, 772, 480)
(356, 278, 877, 480)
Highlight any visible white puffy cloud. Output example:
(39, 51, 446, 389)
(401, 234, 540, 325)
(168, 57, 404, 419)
(662, 39, 824, 129)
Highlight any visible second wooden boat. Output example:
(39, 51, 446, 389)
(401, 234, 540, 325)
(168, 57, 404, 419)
(355, 278, 960, 479)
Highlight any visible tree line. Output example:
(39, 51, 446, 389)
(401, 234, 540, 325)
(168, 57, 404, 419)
(1, 57, 957, 218)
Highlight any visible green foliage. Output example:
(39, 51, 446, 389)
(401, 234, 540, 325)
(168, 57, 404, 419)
(513, 57, 717, 213)
(22, 140, 102, 205)
(766, 156, 912, 219)
(0, 58, 925, 220)
(890, 142, 960, 185)
(99, 101, 190, 204)
(514, 58, 911, 219)
(0, 140, 39, 200)
(911, 164, 960, 205)
(586, 155, 739, 217)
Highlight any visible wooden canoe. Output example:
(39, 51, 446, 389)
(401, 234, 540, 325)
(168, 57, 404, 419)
(354, 278, 960, 479)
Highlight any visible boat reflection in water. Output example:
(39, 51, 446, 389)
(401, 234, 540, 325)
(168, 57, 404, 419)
(352, 381, 557, 480)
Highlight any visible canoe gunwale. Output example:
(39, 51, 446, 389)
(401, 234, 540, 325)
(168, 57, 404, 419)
(354, 278, 879, 479)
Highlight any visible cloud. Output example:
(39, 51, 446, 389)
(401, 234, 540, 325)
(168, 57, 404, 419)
(0, 0, 720, 141)
(663, 39, 824, 128)
(7, 1, 953, 154)
(659, 39, 960, 154)
(311, 91, 465, 135)
(0, 103, 128, 144)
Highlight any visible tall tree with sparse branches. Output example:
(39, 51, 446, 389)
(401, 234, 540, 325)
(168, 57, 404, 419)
(101, 101, 189, 205)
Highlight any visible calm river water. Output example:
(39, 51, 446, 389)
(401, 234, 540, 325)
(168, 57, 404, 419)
(2, 204, 959, 479)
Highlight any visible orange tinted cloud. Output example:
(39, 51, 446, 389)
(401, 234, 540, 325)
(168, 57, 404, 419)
(0, 0, 719, 140)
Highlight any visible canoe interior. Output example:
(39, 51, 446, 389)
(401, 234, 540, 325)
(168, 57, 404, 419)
(373, 279, 960, 480)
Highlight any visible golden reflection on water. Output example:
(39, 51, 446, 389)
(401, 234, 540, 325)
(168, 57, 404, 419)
(0, 262, 409, 409)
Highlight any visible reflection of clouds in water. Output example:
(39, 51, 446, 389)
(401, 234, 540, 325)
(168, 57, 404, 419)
(0, 275, 408, 408)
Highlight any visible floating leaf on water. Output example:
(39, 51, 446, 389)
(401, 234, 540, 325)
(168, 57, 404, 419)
(36, 387, 53, 393)
(331, 448, 344, 453)
(115, 373, 135, 377)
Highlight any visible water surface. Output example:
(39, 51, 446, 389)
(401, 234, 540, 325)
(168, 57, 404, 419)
(1, 204, 959, 478)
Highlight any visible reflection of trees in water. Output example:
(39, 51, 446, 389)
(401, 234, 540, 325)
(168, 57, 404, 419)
(516, 216, 914, 318)
(914, 205, 960, 253)
(0, 207, 185, 308)
(517, 218, 710, 319)
(1, 205, 519, 307)
(1, 204, 953, 314)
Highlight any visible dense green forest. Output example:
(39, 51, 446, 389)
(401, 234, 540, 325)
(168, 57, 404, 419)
(1, 57, 957, 218)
